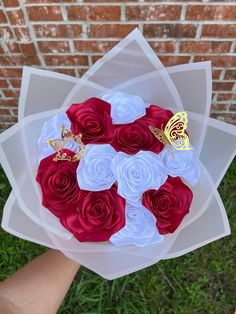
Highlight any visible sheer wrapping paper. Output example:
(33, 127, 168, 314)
(1, 29, 235, 279)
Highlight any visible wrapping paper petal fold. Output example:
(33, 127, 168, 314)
(1, 29, 235, 279)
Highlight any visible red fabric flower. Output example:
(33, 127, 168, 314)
(66, 97, 114, 144)
(112, 105, 173, 155)
(142, 176, 193, 234)
(36, 150, 80, 218)
(143, 105, 173, 127)
(60, 184, 126, 242)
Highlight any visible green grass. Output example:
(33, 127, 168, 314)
(0, 159, 235, 314)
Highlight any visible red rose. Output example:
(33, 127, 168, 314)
(143, 105, 173, 127)
(66, 97, 114, 144)
(142, 176, 193, 234)
(112, 105, 173, 155)
(60, 184, 126, 242)
(36, 150, 80, 218)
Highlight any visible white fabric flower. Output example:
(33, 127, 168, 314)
(77, 144, 117, 191)
(37, 113, 80, 161)
(110, 202, 164, 247)
(111, 151, 167, 202)
(160, 146, 200, 186)
(101, 92, 149, 124)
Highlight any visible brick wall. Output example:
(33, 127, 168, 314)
(0, 1, 236, 131)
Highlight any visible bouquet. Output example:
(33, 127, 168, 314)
(1, 29, 236, 279)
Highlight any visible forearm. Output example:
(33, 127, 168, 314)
(0, 249, 80, 314)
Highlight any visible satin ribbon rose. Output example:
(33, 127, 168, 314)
(101, 92, 149, 124)
(66, 97, 114, 144)
(110, 202, 164, 247)
(112, 105, 173, 155)
(160, 147, 200, 186)
(142, 176, 193, 234)
(76, 144, 117, 191)
(60, 184, 126, 242)
(36, 149, 80, 218)
(111, 151, 167, 203)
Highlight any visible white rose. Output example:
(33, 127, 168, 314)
(111, 151, 167, 202)
(160, 146, 200, 186)
(110, 202, 164, 247)
(101, 92, 149, 124)
(37, 113, 80, 161)
(77, 144, 117, 191)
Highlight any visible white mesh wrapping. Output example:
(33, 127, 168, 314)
(1, 29, 235, 279)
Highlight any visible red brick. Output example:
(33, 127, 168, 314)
(210, 112, 236, 123)
(144, 24, 197, 38)
(10, 108, 18, 116)
(26, 0, 134, 1)
(213, 82, 234, 91)
(211, 103, 228, 111)
(0, 80, 9, 88)
(148, 41, 176, 53)
(0, 10, 7, 23)
(0, 46, 4, 53)
(7, 9, 25, 25)
(0, 109, 11, 115)
(0, 123, 16, 130)
(25, 0, 63, 2)
(180, 41, 231, 54)
(0, 116, 17, 123)
(2, 89, 20, 97)
(88, 24, 138, 38)
(229, 104, 236, 111)
(49, 68, 76, 76)
(13, 27, 31, 41)
(126, 5, 181, 21)
(27, 6, 63, 21)
(212, 70, 222, 80)
(208, 0, 236, 2)
(0, 98, 18, 106)
(2, 0, 19, 6)
(74, 40, 118, 53)
(0, 68, 22, 78)
(92, 55, 103, 63)
(0, 26, 14, 40)
(33, 24, 83, 38)
(202, 24, 236, 38)
(187, 5, 236, 21)
(194, 56, 236, 67)
(44, 55, 89, 66)
(38, 41, 70, 53)
(78, 68, 89, 76)
(6, 42, 21, 53)
(217, 93, 236, 101)
(84, 0, 137, 2)
(67, 5, 121, 21)
(19, 43, 37, 56)
(10, 79, 21, 88)
(159, 56, 190, 67)
(0, 55, 40, 66)
(225, 70, 236, 80)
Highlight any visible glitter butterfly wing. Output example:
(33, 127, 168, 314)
(47, 138, 71, 152)
(46, 125, 85, 162)
(148, 125, 169, 146)
(149, 111, 192, 152)
(148, 125, 174, 157)
(164, 111, 192, 151)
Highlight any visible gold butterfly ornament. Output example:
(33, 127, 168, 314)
(149, 111, 192, 157)
(47, 125, 85, 162)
